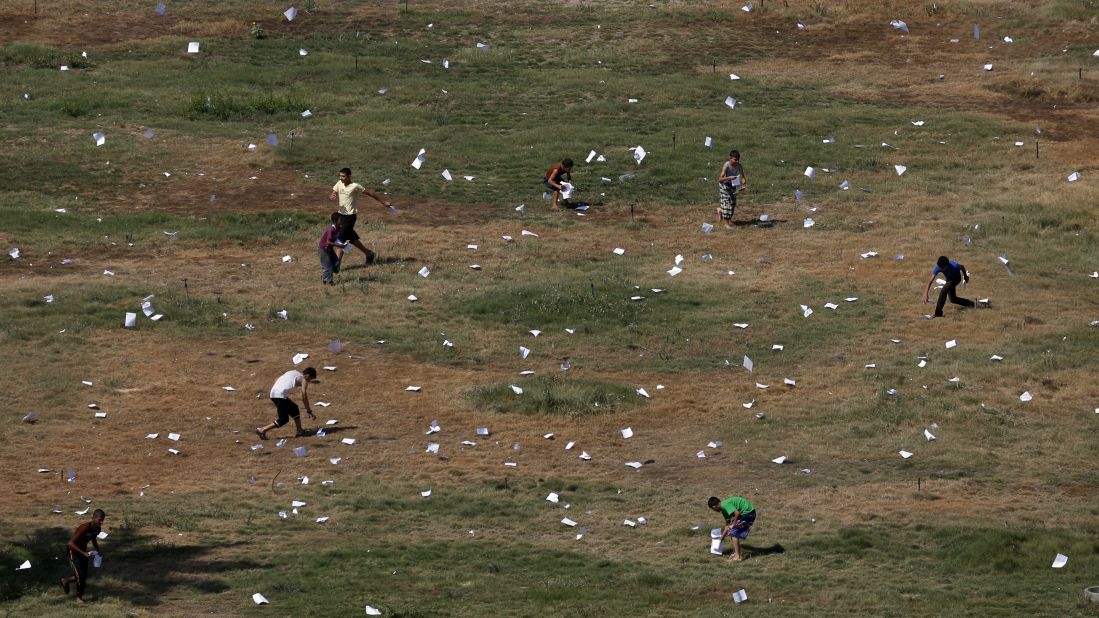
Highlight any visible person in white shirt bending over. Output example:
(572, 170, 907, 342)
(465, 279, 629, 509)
(256, 367, 316, 440)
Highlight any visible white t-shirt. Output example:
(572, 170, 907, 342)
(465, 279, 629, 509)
(270, 370, 303, 399)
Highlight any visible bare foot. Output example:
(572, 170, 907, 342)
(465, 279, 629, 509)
(60, 577, 70, 595)
(75, 597, 85, 604)
(727, 554, 743, 562)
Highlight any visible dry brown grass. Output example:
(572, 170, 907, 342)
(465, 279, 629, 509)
(2, 2, 1097, 614)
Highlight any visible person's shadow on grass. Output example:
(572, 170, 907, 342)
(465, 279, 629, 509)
(296, 425, 357, 436)
(738, 543, 786, 558)
(732, 219, 787, 228)
(340, 256, 417, 271)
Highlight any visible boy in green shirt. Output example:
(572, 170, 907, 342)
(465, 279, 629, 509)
(708, 495, 756, 561)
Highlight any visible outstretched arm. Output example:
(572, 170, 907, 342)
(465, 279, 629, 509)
(362, 187, 392, 209)
(923, 274, 936, 302)
(301, 379, 314, 419)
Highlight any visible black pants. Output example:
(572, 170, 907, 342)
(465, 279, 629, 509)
(935, 279, 974, 316)
(69, 550, 89, 597)
(338, 213, 360, 244)
(271, 397, 300, 427)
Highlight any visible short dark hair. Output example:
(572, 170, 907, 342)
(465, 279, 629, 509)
(708, 496, 721, 508)
(937, 256, 950, 268)
(330, 212, 340, 223)
(562, 158, 573, 168)
(93, 509, 106, 519)
(339, 167, 352, 176)
(729, 149, 740, 158)
(303, 367, 318, 380)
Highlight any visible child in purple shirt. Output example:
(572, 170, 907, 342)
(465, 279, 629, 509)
(318, 213, 342, 285)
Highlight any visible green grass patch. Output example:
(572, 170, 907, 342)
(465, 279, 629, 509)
(0, 200, 319, 250)
(184, 91, 311, 121)
(457, 267, 648, 330)
(465, 376, 644, 416)
(0, 43, 90, 70)
(8, 488, 1097, 616)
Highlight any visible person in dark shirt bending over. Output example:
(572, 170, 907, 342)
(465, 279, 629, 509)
(61, 508, 105, 603)
(923, 255, 976, 318)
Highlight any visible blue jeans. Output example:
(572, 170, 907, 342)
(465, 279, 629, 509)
(728, 509, 756, 539)
(319, 248, 340, 283)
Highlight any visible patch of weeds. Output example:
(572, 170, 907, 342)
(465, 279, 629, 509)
(465, 375, 644, 416)
(49, 91, 129, 118)
(934, 527, 1028, 573)
(184, 91, 310, 121)
(456, 272, 647, 329)
(929, 470, 969, 480)
(0, 283, 149, 341)
(197, 211, 315, 243)
(852, 157, 882, 171)
(800, 526, 905, 557)
(0, 43, 89, 69)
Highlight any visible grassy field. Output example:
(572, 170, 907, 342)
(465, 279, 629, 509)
(2, 0, 1098, 616)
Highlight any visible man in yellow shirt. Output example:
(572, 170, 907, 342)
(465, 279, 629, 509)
(328, 167, 393, 263)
